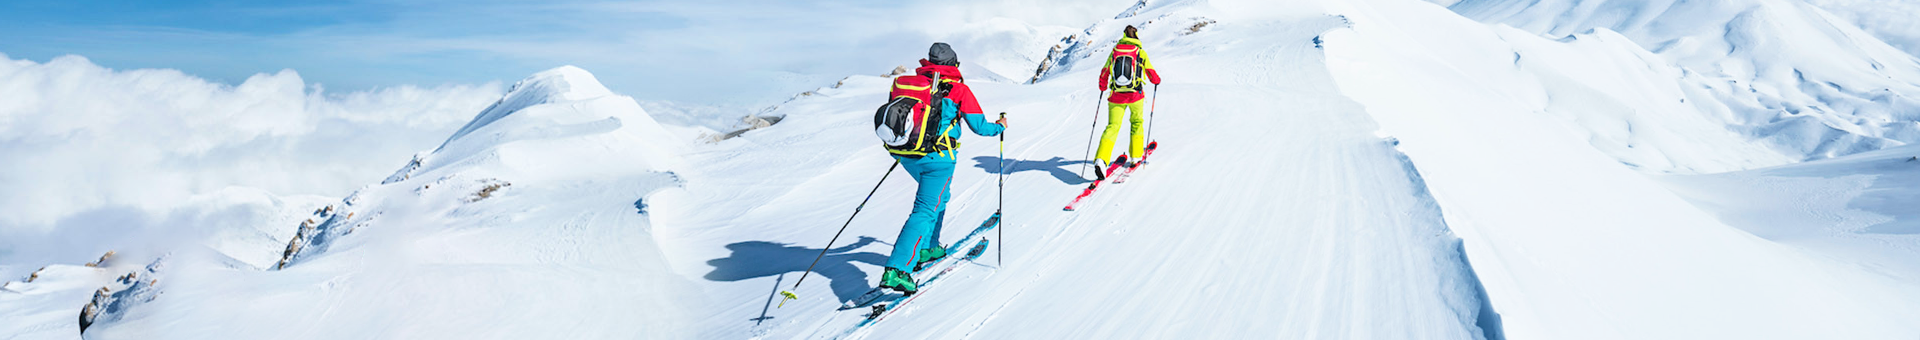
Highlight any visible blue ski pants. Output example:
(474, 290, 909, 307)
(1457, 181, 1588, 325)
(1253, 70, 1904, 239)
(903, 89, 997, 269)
(885, 154, 954, 271)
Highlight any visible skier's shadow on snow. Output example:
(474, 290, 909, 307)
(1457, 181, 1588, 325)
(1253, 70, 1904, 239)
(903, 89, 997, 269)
(972, 156, 1095, 185)
(705, 236, 888, 302)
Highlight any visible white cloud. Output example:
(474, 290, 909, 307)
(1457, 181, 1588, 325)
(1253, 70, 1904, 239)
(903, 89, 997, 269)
(0, 0, 1137, 274)
(0, 53, 501, 246)
(3, 0, 1133, 107)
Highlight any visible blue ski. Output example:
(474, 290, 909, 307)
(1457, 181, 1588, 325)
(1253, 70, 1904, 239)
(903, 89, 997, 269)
(834, 213, 999, 336)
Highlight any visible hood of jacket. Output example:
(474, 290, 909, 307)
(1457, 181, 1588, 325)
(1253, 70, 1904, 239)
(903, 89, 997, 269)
(915, 59, 965, 82)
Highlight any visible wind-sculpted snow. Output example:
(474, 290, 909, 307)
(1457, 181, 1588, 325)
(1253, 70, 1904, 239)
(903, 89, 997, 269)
(440, 66, 615, 147)
(1027, 0, 1202, 84)
(1660, 144, 1920, 283)
(1448, 0, 1920, 167)
(10, 0, 1920, 338)
(1805, 0, 1920, 60)
(648, 2, 1500, 338)
(1323, 0, 1920, 337)
(944, 18, 1080, 84)
(53, 66, 703, 338)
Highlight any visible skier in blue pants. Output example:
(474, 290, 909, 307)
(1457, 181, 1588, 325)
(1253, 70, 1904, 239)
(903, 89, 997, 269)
(879, 43, 1005, 295)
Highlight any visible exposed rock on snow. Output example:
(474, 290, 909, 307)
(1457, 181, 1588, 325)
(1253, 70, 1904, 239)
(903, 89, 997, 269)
(83, 251, 115, 268)
(464, 179, 512, 203)
(1183, 17, 1217, 35)
(78, 255, 166, 334)
(56, 65, 702, 338)
(272, 201, 352, 270)
(10, 1, 1920, 339)
(274, 65, 688, 270)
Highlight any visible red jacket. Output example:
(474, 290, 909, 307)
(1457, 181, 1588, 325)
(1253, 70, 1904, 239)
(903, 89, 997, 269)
(915, 59, 984, 116)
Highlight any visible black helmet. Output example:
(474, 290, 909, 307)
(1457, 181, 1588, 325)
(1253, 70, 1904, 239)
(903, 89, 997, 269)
(929, 42, 959, 66)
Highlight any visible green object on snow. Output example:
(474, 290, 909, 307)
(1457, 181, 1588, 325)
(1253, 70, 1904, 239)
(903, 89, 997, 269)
(880, 268, 917, 294)
(915, 245, 948, 271)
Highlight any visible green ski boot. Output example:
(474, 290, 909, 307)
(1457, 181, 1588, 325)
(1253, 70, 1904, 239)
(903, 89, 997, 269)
(879, 267, 918, 295)
(914, 245, 949, 271)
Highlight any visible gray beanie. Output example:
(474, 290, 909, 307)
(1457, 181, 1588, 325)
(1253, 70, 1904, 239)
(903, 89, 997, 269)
(929, 42, 959, 66)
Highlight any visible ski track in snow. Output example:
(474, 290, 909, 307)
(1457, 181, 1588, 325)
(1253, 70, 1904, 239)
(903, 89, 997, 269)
(1324, 0, 1920, 338)
(656, 4, 1495, 339)
(10, 0, 1920, 339)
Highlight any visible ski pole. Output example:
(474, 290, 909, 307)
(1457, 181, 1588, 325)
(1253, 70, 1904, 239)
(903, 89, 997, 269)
(781, 160, 898, 307)
(1082, 90, 1104, 178)
(1149, 83, 1158, 144)
(998, 112, 1006, 266)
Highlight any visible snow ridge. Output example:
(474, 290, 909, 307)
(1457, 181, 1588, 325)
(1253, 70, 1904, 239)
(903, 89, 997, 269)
(441, 66, 615, 147)
(76, 255, 165, 333)
(276, 65, 685, 270)
(68, 66, 701, 338)
(1028, 0, 1198, 84)
(1451, 0, 1920, 165)
(1386, 136, 1508, 340)
(11, 0, 1920, 338)
(1323, 0, 1920, 337)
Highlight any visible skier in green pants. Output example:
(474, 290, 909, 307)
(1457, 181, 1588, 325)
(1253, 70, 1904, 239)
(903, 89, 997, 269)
(1095, 25, 1162, 175)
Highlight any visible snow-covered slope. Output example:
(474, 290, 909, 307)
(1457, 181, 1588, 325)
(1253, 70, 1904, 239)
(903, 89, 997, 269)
(1805, 0, 1920, 60)
(1661, 144, 1920, 283)
(1323, 0, 1920, 338)
(647, 2, 1497, 338)
(8, 0, 1920, 339)
(1448, 0, 1920, 166)
(4, 66, 704, 339)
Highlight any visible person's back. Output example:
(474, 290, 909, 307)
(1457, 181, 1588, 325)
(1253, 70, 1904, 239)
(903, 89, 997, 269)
(877, 43, 1006, 295)
(1095, 25, 1162, 175)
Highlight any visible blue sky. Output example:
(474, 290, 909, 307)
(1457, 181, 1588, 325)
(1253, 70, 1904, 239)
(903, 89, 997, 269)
(1, 0, 1107, 105)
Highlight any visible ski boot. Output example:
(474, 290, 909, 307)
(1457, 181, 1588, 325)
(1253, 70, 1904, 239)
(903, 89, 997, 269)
(914, 245, 949, 271)
(879, 268, 918, 295)
(1093, 155, 1128, 181)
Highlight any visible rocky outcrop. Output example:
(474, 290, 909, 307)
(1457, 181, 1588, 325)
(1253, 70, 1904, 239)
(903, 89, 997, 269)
(78, 255, 166, 334)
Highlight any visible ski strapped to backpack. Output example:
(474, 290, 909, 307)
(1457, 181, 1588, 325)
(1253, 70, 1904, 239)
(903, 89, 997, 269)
(1109, 44, 1146, 93)
(875, 72, 963, 156)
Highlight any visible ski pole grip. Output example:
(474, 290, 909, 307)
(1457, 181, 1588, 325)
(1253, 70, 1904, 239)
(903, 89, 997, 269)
(778, 290, 799, 308)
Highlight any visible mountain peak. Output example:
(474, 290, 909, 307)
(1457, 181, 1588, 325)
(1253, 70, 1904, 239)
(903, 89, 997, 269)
(515, 65, 614, 101)
(439, 65, 615, 148)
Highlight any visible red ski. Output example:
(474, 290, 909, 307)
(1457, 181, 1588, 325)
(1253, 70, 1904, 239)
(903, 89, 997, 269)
(1112, 141, 1158, 184)
(1064, 141, 1157, 211)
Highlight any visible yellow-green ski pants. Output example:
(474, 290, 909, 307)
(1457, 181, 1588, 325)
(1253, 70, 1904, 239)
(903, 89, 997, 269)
(1096, 99, 1147, 164)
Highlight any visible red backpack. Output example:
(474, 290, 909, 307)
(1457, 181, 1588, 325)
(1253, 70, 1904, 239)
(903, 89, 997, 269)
(1109, 45, 1145, 93)
(875, 72, 958, 156)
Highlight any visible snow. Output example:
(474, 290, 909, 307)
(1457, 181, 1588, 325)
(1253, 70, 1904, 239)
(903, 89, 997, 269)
(647, 3, 1496, 337)
(7, 0, 1920, 339)
(945, 18, 1082, 83)
(1660, 144, 1920, 282)
(0, 53, 502, 280)
(1781, 0, 1920, 61)
(55, 65, 700, 339)
(0, 265, 114, 338)
(1323, 0, 1920, 338)
(1446, 0, 1920, 165)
